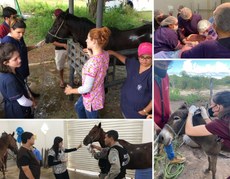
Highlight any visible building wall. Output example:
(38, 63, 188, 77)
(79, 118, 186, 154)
(154, 0, 221, 19)
(0, 120, 65, 152)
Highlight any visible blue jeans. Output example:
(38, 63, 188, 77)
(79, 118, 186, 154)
(164, 143, 175, 160)
(75, 96, 98, 118)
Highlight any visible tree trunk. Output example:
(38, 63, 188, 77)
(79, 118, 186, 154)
(88, 0, 105, 19)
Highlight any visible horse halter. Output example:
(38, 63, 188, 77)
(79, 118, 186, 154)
(48, 19, 69, 40)
(89, 129, 101, 144)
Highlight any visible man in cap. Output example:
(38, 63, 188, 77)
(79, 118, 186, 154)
(52, 9, 68, 88)
(0, 7, 17, 39)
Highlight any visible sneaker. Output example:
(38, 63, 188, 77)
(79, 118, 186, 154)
(170, 156, 186, 164)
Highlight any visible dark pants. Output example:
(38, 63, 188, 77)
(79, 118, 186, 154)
(54, 170, 69, 179)
(74, 96, 99, 118)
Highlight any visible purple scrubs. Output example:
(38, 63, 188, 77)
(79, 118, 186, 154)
(121, 57, 152, 118)
(181, 37, 230, 58)
(154, 27, 179, 54)
(2, 36, 29, 79)
(178, 14, 202, 37)
(0, 73, 31, 118)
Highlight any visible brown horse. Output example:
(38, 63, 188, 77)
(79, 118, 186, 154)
(158, 103, 228, 179)
(45, 11, 152, 51)
(0, 132, 18, 178)
(83, 122, 152, 169)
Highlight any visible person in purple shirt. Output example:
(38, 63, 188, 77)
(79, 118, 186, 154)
(180, 3, 230, 58)
(154, 16, 183, 54)
(178, 7, 202, 41)
(186, 90, 230, 151)
(108, 42, 152, 118)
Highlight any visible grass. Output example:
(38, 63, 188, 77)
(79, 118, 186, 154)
(16, 0, 151, 45)
(170, 88, 208, 105)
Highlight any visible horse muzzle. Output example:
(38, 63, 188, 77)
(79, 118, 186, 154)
(158, 127, 174, 146)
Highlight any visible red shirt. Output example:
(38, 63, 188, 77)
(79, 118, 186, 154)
(154, 75, 171, 129)
(205, 116, 230, 149)
(0, 22, 10, 39)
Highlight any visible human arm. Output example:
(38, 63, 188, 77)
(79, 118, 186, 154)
(21, 166, 35, 179)
(27, 40, 46, 51)
(48, 155, 64, 166)
(107, 50, 126, 64)
(17, 95, 33, 107)
(53, 41, 67, 49)
(64, 75, 95, 95)
(138, 100, 152, 116)
(185, 105, 212, 136)
(105, 148, 120, 179)
(64, 143, 82, 153)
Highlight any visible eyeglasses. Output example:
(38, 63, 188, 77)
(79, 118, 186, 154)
(139, 55, 152, 60)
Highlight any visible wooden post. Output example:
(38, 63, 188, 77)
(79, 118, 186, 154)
(96, 0, 103, 27)
(209, 78, 213, 104)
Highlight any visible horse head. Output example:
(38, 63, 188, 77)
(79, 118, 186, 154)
(83, 122, 105, 146)
(1, 132, 18, 154)
(45, 10, 71, 43)
(158, 103, 204, 146)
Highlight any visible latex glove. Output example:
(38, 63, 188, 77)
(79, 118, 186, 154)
(189, 105, 198, 115)
(200, 106, 209, 119)
(35, 39, 45, 48)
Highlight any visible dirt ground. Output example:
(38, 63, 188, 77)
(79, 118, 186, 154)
(0, 44, 123, 118)
(155, 141, 230, 179)
(154, 100, 230, 179)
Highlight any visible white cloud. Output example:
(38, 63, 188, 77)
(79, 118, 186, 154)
(181, 60, 230, 78)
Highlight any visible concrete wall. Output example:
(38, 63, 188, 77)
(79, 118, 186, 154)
(0, 120, 65, 152)
(154, 0, 222, 19)
(142, 120, 152, 143)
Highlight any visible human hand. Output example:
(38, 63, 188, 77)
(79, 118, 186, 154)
(64, 85, 73, 95)
(77, 143, 82, 149)
(83, 48, 93, 57)
(189, 105, 199, 115)
(35, 39, 45, 48)
(61, 158, 68, 163)
(200, 106, 209, 119)
(146, 114, 152, 119)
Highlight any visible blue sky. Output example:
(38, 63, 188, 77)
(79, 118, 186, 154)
(167, 60, 230, 79)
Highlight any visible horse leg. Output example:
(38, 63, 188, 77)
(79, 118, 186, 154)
(1, 165, 5, 179)
(210, 155, 217, 179)
(204, 155, 211, 174)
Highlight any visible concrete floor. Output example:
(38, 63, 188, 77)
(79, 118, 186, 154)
(1, 159, 99, 179)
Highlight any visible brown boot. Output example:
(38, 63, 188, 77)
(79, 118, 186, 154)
(170, 156, 186, 164)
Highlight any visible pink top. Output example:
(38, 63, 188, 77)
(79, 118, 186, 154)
(82, 51, 109, 111)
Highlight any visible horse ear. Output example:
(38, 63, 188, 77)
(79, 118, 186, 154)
(98, 122, 101, 128)
(179, 102, 188, 109)
(66, 8, 69, 13)
(12, 132, 15, 136)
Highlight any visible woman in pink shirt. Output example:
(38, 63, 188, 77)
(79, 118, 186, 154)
(64, 27, 111, 118)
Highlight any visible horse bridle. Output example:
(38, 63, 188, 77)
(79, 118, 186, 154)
(89, 129, 101, 144)
(48, 19, 69, 40)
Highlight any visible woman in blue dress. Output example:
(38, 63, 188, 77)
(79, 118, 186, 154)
(0, 43, 34, 118)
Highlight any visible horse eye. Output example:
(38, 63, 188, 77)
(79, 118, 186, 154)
(174, 116, 181, 120)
